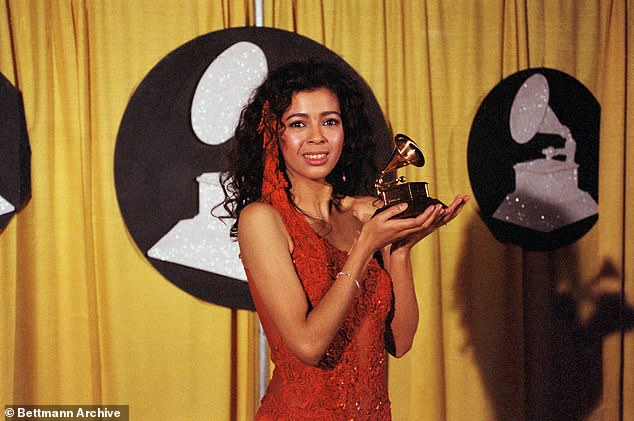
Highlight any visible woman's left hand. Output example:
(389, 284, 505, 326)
(390, 194, 469, 254)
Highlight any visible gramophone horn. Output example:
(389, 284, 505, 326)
(382, 134, 425, 175)
(510, 73, 569, 144)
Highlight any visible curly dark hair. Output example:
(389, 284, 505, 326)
(220, 60, 380, 238)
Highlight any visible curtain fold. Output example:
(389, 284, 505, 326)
(1, 1, 631, 420)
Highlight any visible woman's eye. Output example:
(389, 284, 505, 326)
(323, 118, 340, 126)
(288, 121, 305, 128)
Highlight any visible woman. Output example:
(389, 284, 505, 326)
(222, 60, 468, 419)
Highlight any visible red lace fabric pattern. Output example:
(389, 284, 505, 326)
(248, 104, 394, 420)
(249, 228, 393, 420)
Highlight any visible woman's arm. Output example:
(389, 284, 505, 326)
(239, 201, 423, 366)
(384, 196, 469, 357)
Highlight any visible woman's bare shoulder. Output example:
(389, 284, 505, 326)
(239, 201, 284, 231)
(240, 200, 277, 217)
(238, 202, 293, 249)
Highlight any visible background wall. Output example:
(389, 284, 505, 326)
(1, 1, 631, 420)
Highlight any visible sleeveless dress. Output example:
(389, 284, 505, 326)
(247, 101, 394, 419)
(246, 200, 394, 420)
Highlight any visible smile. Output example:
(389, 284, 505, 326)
(303, 153, 328, 160)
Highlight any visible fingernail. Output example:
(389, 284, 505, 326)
(399, 203, 408, 210)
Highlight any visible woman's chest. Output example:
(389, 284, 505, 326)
(319, 208, 365, 253)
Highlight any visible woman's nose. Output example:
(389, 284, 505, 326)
(308, 126, 326, 143)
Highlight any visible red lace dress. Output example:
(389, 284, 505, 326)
(247, 104, 393, 419)
(247, 199, 394, 420)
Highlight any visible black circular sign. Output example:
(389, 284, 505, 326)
(114, 27, 390, 310)
(468, 68, 599, 251)
(0, 72, 31, 231)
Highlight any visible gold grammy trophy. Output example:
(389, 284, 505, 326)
(375, 134, 445, 219)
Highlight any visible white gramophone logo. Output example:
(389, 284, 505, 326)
(492, 73, 598, 232)
(0, 194, 15, 216)
(147, 41, 268, 280)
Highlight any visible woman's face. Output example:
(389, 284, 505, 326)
(280, 87, 344, 185)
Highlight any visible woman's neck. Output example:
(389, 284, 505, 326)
(288, 174, 334, 222)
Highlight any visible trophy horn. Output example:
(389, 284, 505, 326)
(373, 133, 444, 218)
(381, 133, 425, 176)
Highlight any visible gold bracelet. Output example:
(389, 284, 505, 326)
(337, 271, 360, 290)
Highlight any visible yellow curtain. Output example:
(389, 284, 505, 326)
(1, 1, 631, 420)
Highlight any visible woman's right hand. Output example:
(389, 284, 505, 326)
(355, 202, 444, 256)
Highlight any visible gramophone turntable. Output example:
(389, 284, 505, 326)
(375, 134, 445, 219)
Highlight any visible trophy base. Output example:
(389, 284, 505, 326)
(374, 196, 446, 219)
(374, 182, 446, 219)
